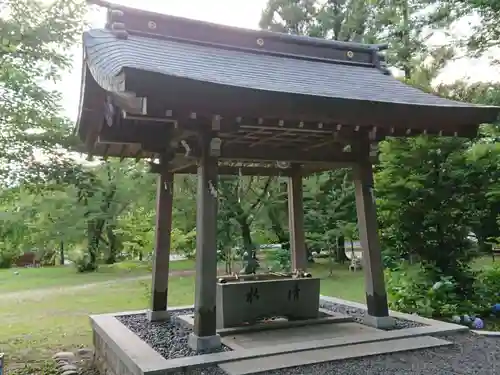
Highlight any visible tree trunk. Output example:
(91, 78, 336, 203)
(306, 244, 315, 263)
(335, 236, 348, 264)
(87, 220, 100, 271)
(268, 206, 288, 244)
(105, 224, 118, 264)
(239, 218, 254, 252)
(59, 240, 64, 266)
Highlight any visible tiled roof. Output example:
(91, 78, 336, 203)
(83, 28, 494, 109)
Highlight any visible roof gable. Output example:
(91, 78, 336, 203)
(100, 2, 386, 71)
(83, 28, 483, 108)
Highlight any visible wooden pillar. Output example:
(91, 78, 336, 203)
(147, 167, 174, 322)
(188, 135, 221, 351)
(288, 164, 308, 271)
(353, 160, 393, 329)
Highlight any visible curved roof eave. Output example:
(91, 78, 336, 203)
(80, 28, 500, 130)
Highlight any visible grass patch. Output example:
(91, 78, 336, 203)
(309, 259, 365, 302)
(0, 259, 198, 294)
(0, 274, 195, 369)
(9, 255, 497, 370)
(472, 256, 497, 270)
(0, 264, 148, 294)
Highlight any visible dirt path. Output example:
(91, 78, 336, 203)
(0, 269, 197, 302)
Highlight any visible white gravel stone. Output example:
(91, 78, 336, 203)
(255, 332, 500, 375)
(116, 303, 449, 375)
(319, 300, 425, 330)
(117, 309, 231, 361)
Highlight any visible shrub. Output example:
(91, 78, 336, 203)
(74, 254, 98, 273)
(386, 267, 477, 318)
(0, 252, 15, 268)
(267, 248, 291, 272)
(474, 265, 500, 312)
(12, 361, 59, 375)
(171, 228, 196, 259)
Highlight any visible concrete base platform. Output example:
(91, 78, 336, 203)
(176, 308, 353, 338)
(221, 321, 381, 350)
(219, 335, 452, 375)
(146, 310, 170, 322)
(363, 314, 395, 329)
(188, 333, 222, 351)
(90, 299, 468, 375)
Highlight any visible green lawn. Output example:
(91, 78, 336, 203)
(1, 273, 196, 369)
(3, 255, 495, 371)
(0, 259, 196, 293)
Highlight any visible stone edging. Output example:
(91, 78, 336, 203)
(319, 295, 467, 331)
(90, 297, 468, 374)
(471, 330, 500, 336)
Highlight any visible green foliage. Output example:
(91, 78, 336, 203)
(389, 264, 500, 318)
(452, 0, 500, 54)
(304, 170, 356, 261)
(377, 137, 480, 273)
(474, 265, 500, 308)
(260, 0, 378, 42)
(171, 228, 197, 259)
(0, 250, 16, 269)
(386, 267, 478, 317)
(267, 248, 291, 272)
(74, 253, 98, 273)
(10, 361, 59, 375)
(0, 0, 85, 182)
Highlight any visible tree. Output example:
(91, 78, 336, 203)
(260, 0, 378, 42)
(259, 0, 378, 261)
(217, 175, 274, 252)
(304, 170, 356, 264)
(436, 82, 500, 258)
(0, 0, 85, 183)
(453, 0, 500, 54)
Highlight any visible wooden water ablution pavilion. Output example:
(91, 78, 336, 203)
(77, 1, 499, 352)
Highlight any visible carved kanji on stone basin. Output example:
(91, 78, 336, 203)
(216, 276, 320, 329)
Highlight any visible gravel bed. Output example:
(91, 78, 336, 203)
(117, 309, 231, 361)
(320, 299, 426, 330)
(255, 332, 500, 375)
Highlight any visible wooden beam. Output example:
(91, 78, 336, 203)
(288, 164, 307, 271)
(174, 165, 292, 176)
(191, 134, 219, 344)
(126, 72, 490, 136)
(149, 167, 174, 321)
(353, 160, 390, 321)
(192, 143, 362, 164)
